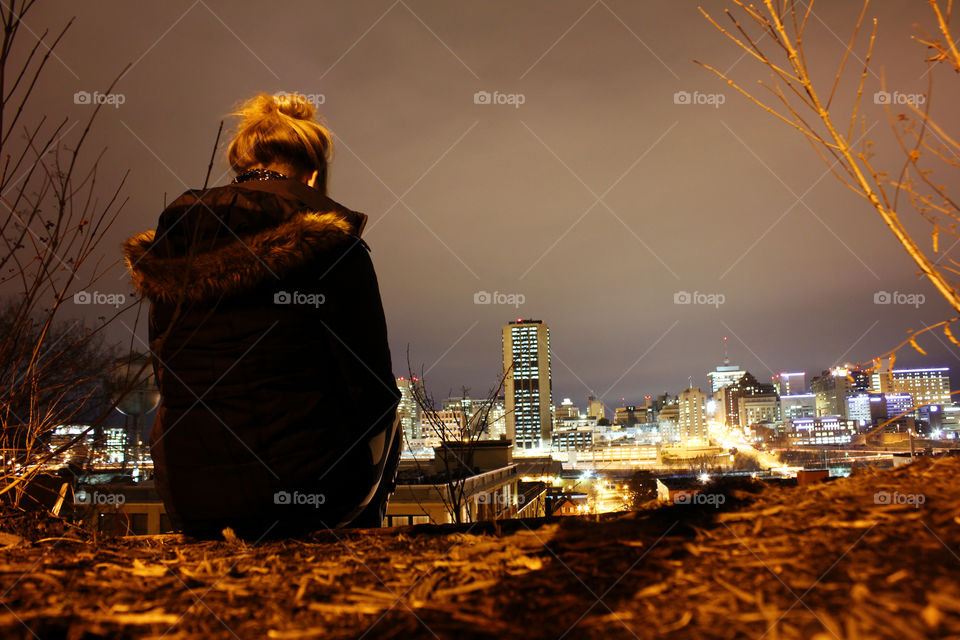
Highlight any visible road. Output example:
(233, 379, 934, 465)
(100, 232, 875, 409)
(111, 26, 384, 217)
(707, 419, 800, 477)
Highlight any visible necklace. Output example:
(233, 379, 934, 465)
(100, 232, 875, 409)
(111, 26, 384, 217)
(232, 168, 288, 184)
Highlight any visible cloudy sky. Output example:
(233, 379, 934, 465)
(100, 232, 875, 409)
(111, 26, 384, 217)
(22, 0, 960, 409)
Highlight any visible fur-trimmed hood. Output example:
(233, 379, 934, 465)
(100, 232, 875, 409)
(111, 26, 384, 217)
(124, 209, 362, 304)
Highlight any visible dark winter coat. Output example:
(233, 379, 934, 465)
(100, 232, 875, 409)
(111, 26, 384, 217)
(123, 178, 399, 538)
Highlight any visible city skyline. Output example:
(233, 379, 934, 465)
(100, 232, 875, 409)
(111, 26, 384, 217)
(418, 317, 960, 412)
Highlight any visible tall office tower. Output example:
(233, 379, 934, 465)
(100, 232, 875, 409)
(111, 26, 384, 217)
(708, 364, 747, 393)
(678, 387, 708, 445)
(891, 367, 952, 408)
(502, 319, 553, 450)
(396, 377, 423, 442)
(772, 372, 806, 396)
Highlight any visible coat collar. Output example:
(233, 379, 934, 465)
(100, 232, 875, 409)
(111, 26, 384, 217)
(235, 179, 368, 236)
(123, 184, 367, 304)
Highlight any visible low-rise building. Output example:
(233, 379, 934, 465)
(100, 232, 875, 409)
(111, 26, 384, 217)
(386, 441, 527, 526)
(553, 427, 594, 451)
(787, 416, 858, 445)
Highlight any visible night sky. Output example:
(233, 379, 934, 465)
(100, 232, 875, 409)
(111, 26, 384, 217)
(22, 1, 960, 410)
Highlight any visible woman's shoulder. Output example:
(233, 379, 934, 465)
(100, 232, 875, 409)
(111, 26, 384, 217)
(126, 183, 368, 305)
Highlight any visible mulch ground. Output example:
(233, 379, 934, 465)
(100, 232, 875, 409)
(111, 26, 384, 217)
(1, 457, 958, 639)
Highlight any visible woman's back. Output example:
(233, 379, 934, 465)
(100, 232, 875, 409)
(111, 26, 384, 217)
(123, 94, 400, 538)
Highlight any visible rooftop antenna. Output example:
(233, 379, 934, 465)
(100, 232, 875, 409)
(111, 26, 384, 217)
(722, 335, 730, 365)
(688, 375, 693, 390)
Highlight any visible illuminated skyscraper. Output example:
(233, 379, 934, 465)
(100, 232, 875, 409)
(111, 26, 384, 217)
(708, 364, 746, 393)
(772, 372, 806, 395)
(396, 377, 423, 442)
(502, 319, 552, 450)
(678, 387, 707, 444)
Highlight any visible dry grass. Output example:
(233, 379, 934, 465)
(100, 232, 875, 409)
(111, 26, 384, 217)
(0, 457, 958, 639)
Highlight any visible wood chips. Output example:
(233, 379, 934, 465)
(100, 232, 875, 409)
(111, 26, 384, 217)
(0, 457, 958, 639)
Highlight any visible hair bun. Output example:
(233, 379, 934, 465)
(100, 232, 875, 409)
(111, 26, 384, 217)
(227, 91, 333, 191)
(272, 91, 315, 120)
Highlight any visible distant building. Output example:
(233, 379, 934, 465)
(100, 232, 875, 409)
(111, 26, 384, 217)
(657, 401, 680, 442)
(871, 363, 892, 394)
(846, 393, 886, 425)
(443, 396, 507, 441)
(503, 319, 553, 450)
(772, 372, 805, 395)
(478, 397, 508, 440)
(707, 363, 746, 393)
(555, 398, 579, 420)
(396, 377, 423, 442)
(614, 405, 647, 427)
(553, 427, 594, 451)
(780, 393, 816, 422)
(740, 394, 780, 427)
(386, 441, 544, 525)
(723, 373, 777, 429)
(712, 389, 727, 424)
(885, 393, 914, 418)
(419, 409, 467, 444)
(586, 395, 605, 421)
(677, 387, 707, 445)
(550, 492, 589, 516)
(891, 367, 951, 409)
(940, 404, 960, 438)
(811, 366, 869, 418)
(788, 416, 858, 445)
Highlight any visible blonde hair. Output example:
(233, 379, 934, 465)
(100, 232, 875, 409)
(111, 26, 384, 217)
(227, 92, 333, 194)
